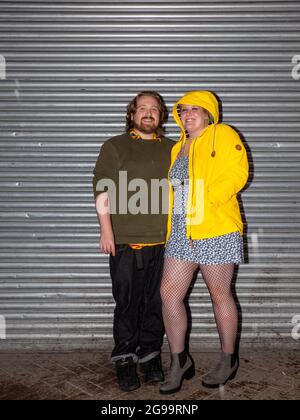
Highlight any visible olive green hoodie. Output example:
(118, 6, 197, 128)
(93, 132, 174, 244)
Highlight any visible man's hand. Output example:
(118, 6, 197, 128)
(100, 230, 116, 256)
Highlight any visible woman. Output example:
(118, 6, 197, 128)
(160, 91, 249, 394)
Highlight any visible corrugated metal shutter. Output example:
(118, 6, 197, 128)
(0, 0, 299, 350)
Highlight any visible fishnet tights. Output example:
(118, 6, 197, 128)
(160, 257, 237, 354)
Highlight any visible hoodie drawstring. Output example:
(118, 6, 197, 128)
(211, 125, 217, 158)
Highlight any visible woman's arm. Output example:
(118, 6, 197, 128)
(207, 125, 249, 207)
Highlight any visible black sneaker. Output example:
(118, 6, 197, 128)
(140, 355, 164, 383)
(115, 357, 140, 392)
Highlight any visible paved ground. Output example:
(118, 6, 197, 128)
(0, 350, 299, 400)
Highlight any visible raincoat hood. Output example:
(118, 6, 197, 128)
(173, 91, 220, 142)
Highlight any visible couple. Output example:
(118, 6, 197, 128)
(93, 90, 249, 394)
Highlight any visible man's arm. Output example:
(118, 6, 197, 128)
(95, 192, 115, 256)
(93, 141, 118, 256)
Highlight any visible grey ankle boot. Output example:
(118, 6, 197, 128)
(159, 352, 195, 395)
(202, 352, 238, 388)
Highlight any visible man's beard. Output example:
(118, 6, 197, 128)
(134, 119, 159, 134)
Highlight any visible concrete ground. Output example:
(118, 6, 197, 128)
(0, 350, 299, 400)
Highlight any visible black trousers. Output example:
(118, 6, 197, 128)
(109, 244, 165, 362)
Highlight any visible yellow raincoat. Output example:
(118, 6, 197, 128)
(166, 91, 249, 241)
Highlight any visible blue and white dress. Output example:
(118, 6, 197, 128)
(164, 156, 244, 265)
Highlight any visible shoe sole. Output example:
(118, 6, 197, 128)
(119, 383, 141, 392)
(201, 368, 238, 389)
(144, 375, 164, 383)
(159, 364, 195, 395)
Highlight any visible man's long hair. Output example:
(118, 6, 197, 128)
(125, 91, 169, 135)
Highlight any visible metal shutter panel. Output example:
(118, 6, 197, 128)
(0, 0, 299, 350)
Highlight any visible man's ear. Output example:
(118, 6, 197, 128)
(131, 113, 134, 121)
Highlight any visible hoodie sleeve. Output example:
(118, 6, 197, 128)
(207, 125, 249, 207)
(92, 141, 118, 200)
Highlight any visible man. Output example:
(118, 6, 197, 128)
(93, 91, 174, 392)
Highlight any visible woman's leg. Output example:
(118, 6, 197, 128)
(200, 263, 239, 388)
(159, 257, 198, 394)
(200, 263, 237, 354)
(160, 257, 198, 353)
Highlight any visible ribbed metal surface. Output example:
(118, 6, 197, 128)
(0, 0, 299, 350)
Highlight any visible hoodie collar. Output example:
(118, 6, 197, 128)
(129, 129, 161, 142)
